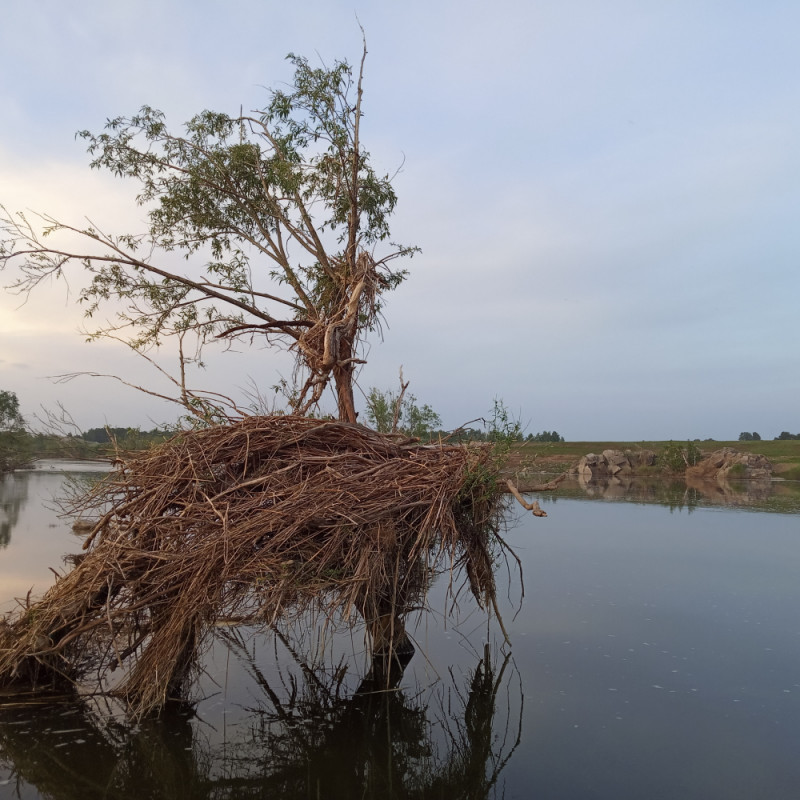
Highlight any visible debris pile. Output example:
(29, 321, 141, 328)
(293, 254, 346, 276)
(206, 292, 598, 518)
(0, 416, 506, 716)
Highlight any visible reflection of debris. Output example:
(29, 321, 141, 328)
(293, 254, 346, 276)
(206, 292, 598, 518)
(0, 632, 523, 800)
(71, 519, 94, 534)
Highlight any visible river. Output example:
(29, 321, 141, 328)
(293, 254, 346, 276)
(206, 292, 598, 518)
(1, 462, 799, 798)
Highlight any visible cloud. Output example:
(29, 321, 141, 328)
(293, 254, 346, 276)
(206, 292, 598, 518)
(1, 1, 799, 439)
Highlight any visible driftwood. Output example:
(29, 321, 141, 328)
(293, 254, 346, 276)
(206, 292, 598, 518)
(506, 480, 548, 517)
(0, 415, 509, 717)
(531, 472, 568, 491)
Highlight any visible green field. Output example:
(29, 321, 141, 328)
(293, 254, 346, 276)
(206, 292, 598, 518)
(508, 439, 800, 479)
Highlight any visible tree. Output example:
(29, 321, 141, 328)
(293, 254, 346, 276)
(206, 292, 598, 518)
(739, 431, 761, 442)
(0, 390, 28, 474)
(0, 390, 25, 432)
(0, 41, 416, 423)
(365, 385, 442, 440)
(526, 430, 564, 443)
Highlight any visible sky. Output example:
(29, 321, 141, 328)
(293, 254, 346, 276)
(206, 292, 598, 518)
(1, 0, 798, 441)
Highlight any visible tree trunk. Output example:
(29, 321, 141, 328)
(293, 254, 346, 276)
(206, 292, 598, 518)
(333, 339, 357, 423)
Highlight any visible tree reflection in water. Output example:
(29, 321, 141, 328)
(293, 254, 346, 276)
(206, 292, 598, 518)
(0, 472, 30, 549)
(0, 626, 522, 799)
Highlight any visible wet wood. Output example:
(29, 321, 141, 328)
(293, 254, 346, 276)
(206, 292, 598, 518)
(506, 480, 548, 517)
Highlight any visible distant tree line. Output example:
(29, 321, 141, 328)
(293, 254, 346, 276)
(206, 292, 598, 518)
(81, 427, 172, 446)
(433, 427, 565, 444)
(2, 389, 181, 473)
(526, 430, 565, 443)
(739, 431, 800, 441)
(738, 432, 761, 441)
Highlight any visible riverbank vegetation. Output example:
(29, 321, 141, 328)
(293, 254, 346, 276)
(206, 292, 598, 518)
(0, 426, 174, 472)
(505, 438, 800, 480)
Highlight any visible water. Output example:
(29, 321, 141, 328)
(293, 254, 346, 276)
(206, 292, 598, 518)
(1, 463, 799, 798)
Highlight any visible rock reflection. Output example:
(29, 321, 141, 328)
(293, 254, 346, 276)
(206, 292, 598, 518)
(0, 631, 522, 800)
(568, 473, 800, 513)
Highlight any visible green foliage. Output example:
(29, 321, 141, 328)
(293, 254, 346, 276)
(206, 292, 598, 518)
(82, 426, 172, 449)
(0, 390, 29, 473)
(659, 440, 701, 472)
(526, 430, 564, 443)
(775, 431, 800, 440)
(364, 387, 442, 440)
(364, 387, 393, 433)
(738, 431, 761, 441)
(82, 427, 131, 444)
(0, 390, 25, 432)
(1, 44, 417, 423)
(486, 399, 524, 452)
(1, 425, 175, 473)
(0, 431, 31, 473)
(454, 399, 524, 524)
(403, 400, 442, 440)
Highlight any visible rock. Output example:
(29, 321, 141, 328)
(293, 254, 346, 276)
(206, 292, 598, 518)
(576, 453, 609, 481)
(602, 450, 631, 476)
(602, 449, 629, 466)
(686, 448, 773, 482)
(626, 449, 655, 467)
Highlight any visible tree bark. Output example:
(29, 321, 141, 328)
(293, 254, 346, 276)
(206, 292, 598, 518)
(333, 340, 358, 423)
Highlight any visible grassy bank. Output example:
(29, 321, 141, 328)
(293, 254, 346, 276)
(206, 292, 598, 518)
(507, 439, 800, 480)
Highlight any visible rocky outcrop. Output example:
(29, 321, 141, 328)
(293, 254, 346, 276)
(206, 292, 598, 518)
(572, 449, 656, 482)
(573, 447, 772, 483)
(686, 448, 772, 482)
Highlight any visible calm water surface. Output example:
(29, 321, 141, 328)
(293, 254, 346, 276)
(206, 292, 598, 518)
(1, 463, 798, 798)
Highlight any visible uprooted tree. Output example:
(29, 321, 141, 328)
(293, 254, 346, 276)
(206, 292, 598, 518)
(0, 43, 539, 716)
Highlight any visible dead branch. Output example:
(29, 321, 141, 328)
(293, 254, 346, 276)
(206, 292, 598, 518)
(505, 480, 547, 517)
(391, 367, 410, 434)
(528, 472, 567, 492)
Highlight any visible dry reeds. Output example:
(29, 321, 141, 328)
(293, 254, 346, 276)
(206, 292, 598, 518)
(0, 416, 507, 717)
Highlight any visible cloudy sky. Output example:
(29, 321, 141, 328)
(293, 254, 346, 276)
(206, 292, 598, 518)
(1, 0, 798, 440)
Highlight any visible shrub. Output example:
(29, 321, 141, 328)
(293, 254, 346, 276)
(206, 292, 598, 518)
(660, 440, 701, 473)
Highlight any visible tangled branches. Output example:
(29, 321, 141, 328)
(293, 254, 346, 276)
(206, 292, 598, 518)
(0, 416, 509, 717)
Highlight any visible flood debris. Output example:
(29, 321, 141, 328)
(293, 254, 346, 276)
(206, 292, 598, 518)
(505, 480, 548, 517)
(0, 415, 511, 717)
